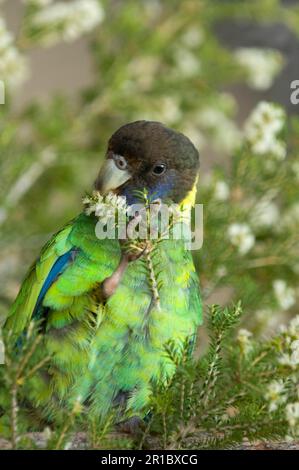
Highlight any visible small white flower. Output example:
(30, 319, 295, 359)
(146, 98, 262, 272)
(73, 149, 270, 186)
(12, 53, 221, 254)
(32, 0, 104, 46)
(0, 19, 28, 88)
(273, 280, 296, 311)
(244, 102, 286, 160)
(237, 328, 252, 354)
(278, 352, 299, 369)
(105, 192, 127, 213)
(216, 265, 227, 278)
(237, 328, 252, 340)
(265, 380, 287, 412)
(278, 324, 288, 334)
(127, 56, 159, 91)
(41, 426, 52, 447)
(268, 140, 287, 161)
(64, 441, 72, 450)
(82, 195, 93, 205)
(0, 29, 13, 50)
(286, 402, 299, 427)
(252, 200, 280, 229)
(94, 202, 106, 218)
(282, 341, 299, 369)
(139, 96, 182, 126)
(181, 27, 204, 48)
(0, 48, 29, 87)
(266, 380, 285, 397)
(291, 348, 299, 365)
(159, 96, 182, 125)
(246, 102, 285, 135)
(235, 48, 284, 91)
(83, 191, 128, 225)
(175, 48, 200, 77)
(228, 223, 255, 255)
(214, 181, 230, 201)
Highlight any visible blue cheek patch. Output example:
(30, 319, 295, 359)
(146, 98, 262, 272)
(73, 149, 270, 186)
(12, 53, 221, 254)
(149, 180, 174, 200)
(122, 179, 174, 205)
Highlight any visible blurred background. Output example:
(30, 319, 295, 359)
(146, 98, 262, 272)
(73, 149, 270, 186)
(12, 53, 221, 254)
(0, 0, 298, 337)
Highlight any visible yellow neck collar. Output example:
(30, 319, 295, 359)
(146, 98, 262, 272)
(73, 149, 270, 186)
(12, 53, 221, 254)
(180, 176, 198, 208)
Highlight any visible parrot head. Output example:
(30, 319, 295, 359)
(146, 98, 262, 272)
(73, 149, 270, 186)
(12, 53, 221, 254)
(95, 120, 200, 205)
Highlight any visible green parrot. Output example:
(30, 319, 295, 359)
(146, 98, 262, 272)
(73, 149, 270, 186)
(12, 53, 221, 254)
(5, 121, 202, 424)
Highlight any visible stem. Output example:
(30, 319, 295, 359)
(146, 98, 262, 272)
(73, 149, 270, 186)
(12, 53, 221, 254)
(180, 379, 186, 421)
(54, 413, 74, 450)
(162, 411, 167, 449)
(11, 382, 18, 449)
(138, 415, 153, 450)
(0, 149, 56, 227)
(197, 333, 222, 409)
(22, 355, 51, 381)
(145, 248, 161, 310)
(246, 256, 285, 269)
(16, 334, 42, 379)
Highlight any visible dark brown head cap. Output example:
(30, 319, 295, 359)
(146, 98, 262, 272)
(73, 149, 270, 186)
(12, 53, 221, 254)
(108, 120, 200, 171)
(103, 120, 200, 204)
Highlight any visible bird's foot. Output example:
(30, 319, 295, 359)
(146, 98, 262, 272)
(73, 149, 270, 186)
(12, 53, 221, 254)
(101, 242, 150, 299)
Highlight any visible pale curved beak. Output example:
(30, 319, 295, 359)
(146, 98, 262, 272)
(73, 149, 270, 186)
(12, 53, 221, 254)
(95, 159, 131, 194)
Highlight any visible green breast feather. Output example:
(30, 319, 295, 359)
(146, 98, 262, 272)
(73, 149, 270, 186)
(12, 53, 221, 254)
(5, 212, 202, 419)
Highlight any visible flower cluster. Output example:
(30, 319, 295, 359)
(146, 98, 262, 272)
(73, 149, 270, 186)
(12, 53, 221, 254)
(214, 180, 230, 202)
(277, 317, 299, 370)
(265, 380, 287, 412)
(0, 19, 28, 88)
(273, 279, 296, 311)
(175, 47, 201, 78)
(227, 223, 255, 255)
(264, 317, 299, 419)
(279, 316, 299, 339)
(266, 317, 299, 436)
(244, 101, 286, 161)
(234, 47, 284, 91)
(237, 328, 252, 355)
(83, 191, 128, 225)
(30, 0, 104, 46)
(252, 198, 280, 230)
(278, 340, 299, 369)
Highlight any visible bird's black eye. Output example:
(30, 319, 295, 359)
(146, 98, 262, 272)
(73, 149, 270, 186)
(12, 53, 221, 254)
(152, 163, 166, 176)
(114, 155, 127, 170)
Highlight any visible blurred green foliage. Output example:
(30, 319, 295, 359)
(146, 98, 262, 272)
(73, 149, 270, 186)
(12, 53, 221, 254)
(0, 0, 299, 448)
(0, 0, 298, 330)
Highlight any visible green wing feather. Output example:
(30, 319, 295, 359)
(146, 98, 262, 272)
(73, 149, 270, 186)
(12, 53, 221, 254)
(4, 212, 202, 419)
(5, 222, 74, 335)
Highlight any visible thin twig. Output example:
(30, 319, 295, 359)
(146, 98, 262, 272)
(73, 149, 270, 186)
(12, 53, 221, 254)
(22, 355, 51, 381)
(11, 382, 18, 449)
(145, 248, 161, 310)
(16, 334, 42, 379)
(0, 149, 56, 227)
